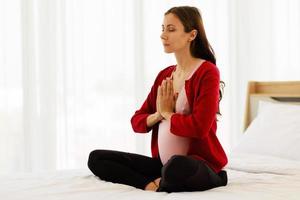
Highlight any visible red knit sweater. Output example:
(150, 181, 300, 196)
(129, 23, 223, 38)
(130, 61, 228, 173)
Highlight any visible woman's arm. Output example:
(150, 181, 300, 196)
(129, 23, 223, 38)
(131, 93, 164, 132)
(131, 88, 156, 133)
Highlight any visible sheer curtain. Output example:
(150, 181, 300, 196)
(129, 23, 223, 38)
(1, 0, 300, 174)
(1, 0, 138, 173)
(60, 0, 138, 169)
(0, 0, 23, 172)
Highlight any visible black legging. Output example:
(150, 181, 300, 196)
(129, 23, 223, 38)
(87, 150, 227, 192)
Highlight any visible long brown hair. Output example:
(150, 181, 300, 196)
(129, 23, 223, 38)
(165, 6, 224, 115)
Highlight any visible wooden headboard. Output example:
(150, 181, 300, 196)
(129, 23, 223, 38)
(244, 81, 300, 131)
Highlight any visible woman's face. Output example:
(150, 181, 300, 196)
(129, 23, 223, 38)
(160, 13, 196, 53)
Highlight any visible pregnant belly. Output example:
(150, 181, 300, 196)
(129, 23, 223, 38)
(158, 120, 190, 165)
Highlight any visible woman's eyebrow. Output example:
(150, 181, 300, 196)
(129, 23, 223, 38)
(162, 24, 176, 28)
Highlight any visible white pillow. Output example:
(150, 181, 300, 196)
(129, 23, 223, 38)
(233, 100, 300, 160)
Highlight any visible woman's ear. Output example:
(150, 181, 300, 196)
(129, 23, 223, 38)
(189, 29, 198, 41)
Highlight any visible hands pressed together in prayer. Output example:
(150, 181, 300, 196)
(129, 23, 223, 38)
(146, 77, 178, 128)
(156, 78, 178, 121)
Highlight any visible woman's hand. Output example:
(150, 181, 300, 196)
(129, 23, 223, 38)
(146, 111, 163, 128)
(157, 78, 177, 120)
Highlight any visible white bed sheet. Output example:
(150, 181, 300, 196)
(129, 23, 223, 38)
(1, 153, 300, 200)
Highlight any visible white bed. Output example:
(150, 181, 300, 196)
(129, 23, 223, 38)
(1, 154, 300, 200)
(1, 81, 300, 200)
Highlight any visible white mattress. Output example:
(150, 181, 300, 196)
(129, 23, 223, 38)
(1, 153, 300, 200)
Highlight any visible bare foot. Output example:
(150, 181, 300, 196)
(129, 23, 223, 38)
(144, 177, 161, 191)
(144, 182, 157, 191)
(154, 177, 161, 187)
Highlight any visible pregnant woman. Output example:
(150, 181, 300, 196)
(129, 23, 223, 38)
(87, 6, 228, 192)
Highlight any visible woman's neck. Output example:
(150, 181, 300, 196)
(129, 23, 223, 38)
(174, 51, 202, 74)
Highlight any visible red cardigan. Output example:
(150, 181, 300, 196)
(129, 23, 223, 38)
(130, 61, 228, 173)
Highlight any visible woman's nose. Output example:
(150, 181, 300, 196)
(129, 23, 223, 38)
(160, 33, 167, 40)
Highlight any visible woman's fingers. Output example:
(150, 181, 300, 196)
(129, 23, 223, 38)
(158, 85, 162, 97)
(174, 92, 179, 104)
(158, 78, 176, 114)
(161, 78, 173, 97)
(162, 79, 167, 96)
(156, 86, 160, 112)
(168, 79, 173, 96)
